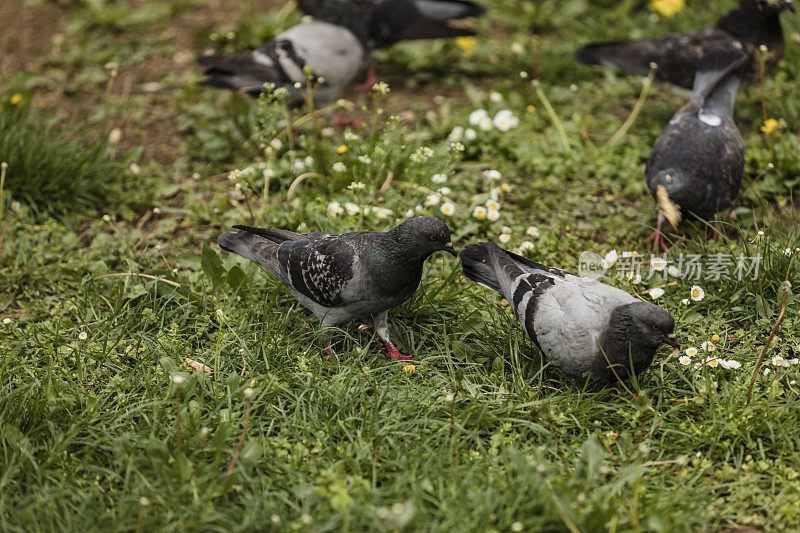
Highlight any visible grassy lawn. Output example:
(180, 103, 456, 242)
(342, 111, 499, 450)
(2, 0, 800, 530)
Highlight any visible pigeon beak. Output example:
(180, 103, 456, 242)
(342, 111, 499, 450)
(443, 242, 458, 256)
(664, 333, 679, 349)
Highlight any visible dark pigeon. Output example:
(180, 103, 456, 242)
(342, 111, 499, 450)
(645, 47, 747, 251)
(218, 217, 457, 360)
(298, 0, 486, 49)
(575, 0, 794, 90)
(197, 0, 368, 104)
(460, 241, 678, 384)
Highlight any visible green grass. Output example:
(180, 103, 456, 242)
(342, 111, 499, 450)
(2, 0, 800, 530)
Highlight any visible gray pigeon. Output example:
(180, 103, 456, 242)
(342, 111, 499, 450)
(218, 217, 457, 360)
(575, 0, 794, 90)
(645, 47, 747, 252)
(460, 241, 678, 384)
(197, 0, 367, 105)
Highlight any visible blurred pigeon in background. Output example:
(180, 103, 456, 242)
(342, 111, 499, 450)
(218, 217, 457, 360)
(575, 0, 794, 89)
(460, 241, 677, 384)
(298, 0, 487, 86)
(197, 0, 368, 104)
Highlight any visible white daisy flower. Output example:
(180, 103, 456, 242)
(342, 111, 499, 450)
(621, 251, 634, 258)
(440, 202, 456, 216)
(690, 285, 705, 301)
(372, 207, 393, 219)
(269, 139, 283, 151)
(701, 341, 715, 352)
(468, 109, 489, 126)
(649, 287, 665, 299)
(472, 206, 487, 220)
(487, 209, 500, 222)
(694, 361, 703, 370)
(502, 226, 511, 233)
(344, 202, 360, 216)
(327, 201, 343, 217)
(484, 169, 502, 181)
(489, 92, 503, 102)
(784, 248, 793, 256)
(706, 358, 719, 368)
(332, 162, 346, 173)
(604, 250, 618, 267)
(493, 110, 519, 131)
(479, 116, 494, 131)
(679, 355, 692, 365)
(681, 298, 689, 305)
(405, 208, 415, 218)
(719, 359, 731, 369)
(431, 173, 447, 184)
(685, 347, 698, 357)
(485, 200, 500, 211)
(438, 187, 452, 195)
(764, 367, 772, 376)
(2, 318, 11, 325)
(526, 226, 540, 238)
(650, 256, 667, 271)
(632, 273, 642, 284)
(520, 241, 535, 251)
(499, 233, 511, 244)
(464, 128, 477, 141)
(448, 126, 464, 142)
(425, 194, 441, 206)
(667, 266, 680, 277)
(78, 331, 88, 340)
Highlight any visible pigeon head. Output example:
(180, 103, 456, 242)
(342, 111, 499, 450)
(392, 217, 457, 258)
(621, 301, 678, 350)
(754, 0, 795, 14)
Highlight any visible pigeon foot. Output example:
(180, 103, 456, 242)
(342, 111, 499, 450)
(385, 341, 413, 361)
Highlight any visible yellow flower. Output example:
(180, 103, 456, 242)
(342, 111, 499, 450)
(711, 334, 720, 342)
(651, 0, 685, 17)
(500, 183, 511, 192)
(9, 93, 22, 105)
(455, 36, 476, 54)
(402, 364, 416, 375)
(526, 104, 536, 113)
(761, 118, 778, 134)
(336, 145, 348, 154)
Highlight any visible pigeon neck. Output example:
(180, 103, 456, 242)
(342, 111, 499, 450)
(598, 304, 659, 379)
(370, 231, 427, 294)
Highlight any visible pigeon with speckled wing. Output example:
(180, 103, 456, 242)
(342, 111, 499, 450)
(575, 0, 794, 90)
(218, 217, 457, 360)
(460, 241, 678, 384)
(197, 0, 368, 104)
(644, 46, 747, 251)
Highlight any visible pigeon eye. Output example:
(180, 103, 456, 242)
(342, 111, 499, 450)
(652, 324, 659, 331)
(429, 234, 438, 241)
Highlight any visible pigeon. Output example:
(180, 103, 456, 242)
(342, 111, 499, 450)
(460, 241, 678, 384)
(575, 0, 794, 90)
(218, 217, 457, 360)
(197, 0, 368, 105)
(644, 47, 747, 252)
(298, 0, 486, 86)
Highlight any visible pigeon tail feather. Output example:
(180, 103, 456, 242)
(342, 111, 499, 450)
(460, 242, 503, 293)
(232, 225, 308, 244)
(413, 0, 487, 21)
(574, 40, 653, 77)
(692, 47, 747, 118)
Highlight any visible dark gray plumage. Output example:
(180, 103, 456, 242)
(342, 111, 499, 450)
(575, 0, 794, 89)
(197, 0, 368, 103)
(218, 217, 457, 360)
(645, 47, 747, 251)
(460, 241, 678, 384)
